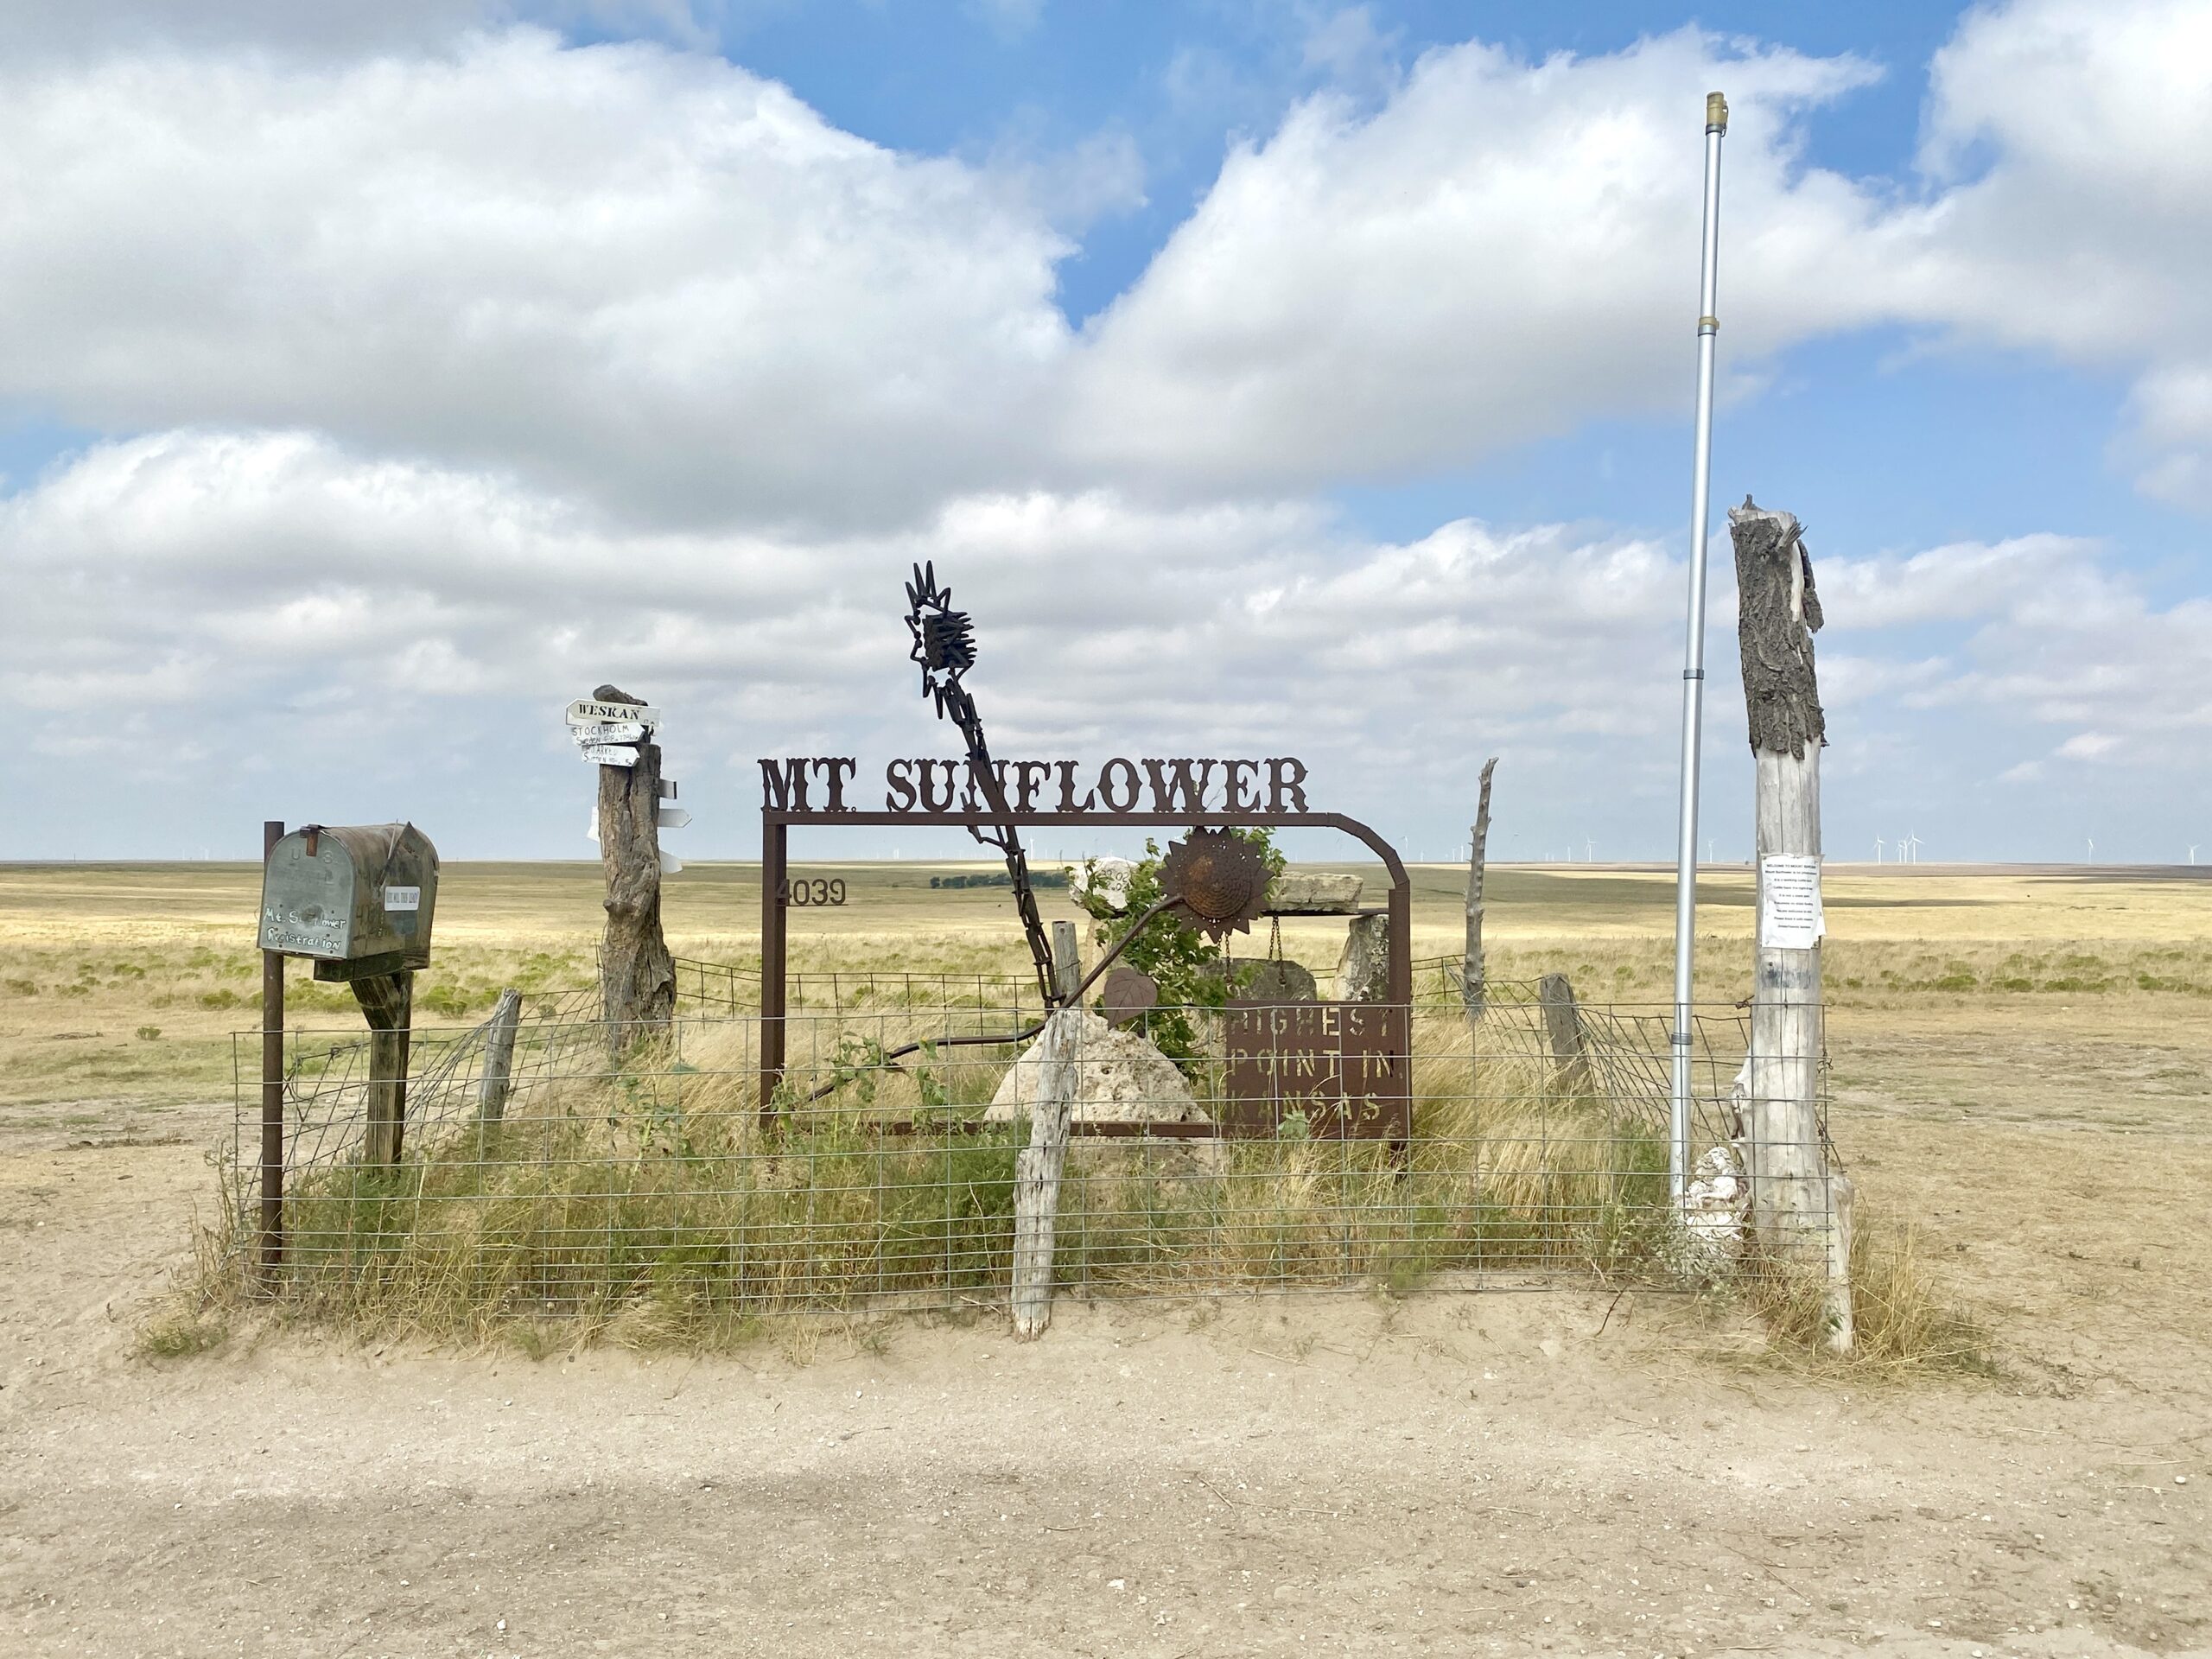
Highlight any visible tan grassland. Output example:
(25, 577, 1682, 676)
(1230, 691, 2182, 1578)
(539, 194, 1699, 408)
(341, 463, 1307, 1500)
(3, 859, 2208, 1656)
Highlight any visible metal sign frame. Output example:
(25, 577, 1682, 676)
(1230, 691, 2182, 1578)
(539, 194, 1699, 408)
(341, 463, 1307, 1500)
(759, 800, 1411, 1106)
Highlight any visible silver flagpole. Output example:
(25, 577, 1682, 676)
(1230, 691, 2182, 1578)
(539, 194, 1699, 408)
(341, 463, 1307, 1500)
(1669, 91, 1728, 1204)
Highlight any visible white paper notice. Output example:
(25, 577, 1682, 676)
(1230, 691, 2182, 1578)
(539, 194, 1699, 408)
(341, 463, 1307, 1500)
(1758, 855, 1825, 950)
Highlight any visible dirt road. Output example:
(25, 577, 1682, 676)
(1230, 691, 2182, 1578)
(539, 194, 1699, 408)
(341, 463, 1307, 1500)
(4, 1015, 2208, 1658)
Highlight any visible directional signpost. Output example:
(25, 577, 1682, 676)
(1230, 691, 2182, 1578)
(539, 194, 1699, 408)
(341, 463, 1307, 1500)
(569, 690, 690, 868)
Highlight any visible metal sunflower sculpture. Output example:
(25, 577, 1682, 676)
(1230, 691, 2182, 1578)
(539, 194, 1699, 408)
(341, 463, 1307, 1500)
(901, 563, 1058, 1007)
(1158, 827, 1270, 943)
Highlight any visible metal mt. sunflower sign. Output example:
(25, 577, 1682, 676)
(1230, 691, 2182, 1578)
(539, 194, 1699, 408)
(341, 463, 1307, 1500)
(753, 564, 1411, 1142)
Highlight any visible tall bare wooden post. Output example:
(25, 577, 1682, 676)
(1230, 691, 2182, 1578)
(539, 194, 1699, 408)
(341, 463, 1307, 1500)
(594, 684, 675, 1054)
(257, 820, 285, 1287)
(1462, 757, 1498, 1027)
(1732, 497, 1851, 1353)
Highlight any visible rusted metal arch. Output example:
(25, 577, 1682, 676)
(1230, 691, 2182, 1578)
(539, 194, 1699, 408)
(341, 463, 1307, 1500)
(758, 808, 1412, 1107)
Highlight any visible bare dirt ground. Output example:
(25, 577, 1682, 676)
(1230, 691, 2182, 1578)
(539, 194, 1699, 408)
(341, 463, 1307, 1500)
(3, 864, 2209, 1656)
(5, 1018, 2209, 1659)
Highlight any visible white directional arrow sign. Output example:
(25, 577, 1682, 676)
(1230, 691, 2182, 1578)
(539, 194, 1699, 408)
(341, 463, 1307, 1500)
(568, 698, 661, 727)
(659, 850, 683, 875)
(571, 720, 647, 746)
(579, 743, 639, 768)
(657, 805, 691, 830)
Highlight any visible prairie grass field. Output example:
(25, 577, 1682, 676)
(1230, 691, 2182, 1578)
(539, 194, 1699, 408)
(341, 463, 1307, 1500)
(3, 855, 2208, 1118)
(6, 857, 2210, 1655)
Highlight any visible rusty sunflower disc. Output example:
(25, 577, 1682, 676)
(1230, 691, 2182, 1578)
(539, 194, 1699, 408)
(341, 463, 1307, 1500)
(1159, 828, 1269, 941)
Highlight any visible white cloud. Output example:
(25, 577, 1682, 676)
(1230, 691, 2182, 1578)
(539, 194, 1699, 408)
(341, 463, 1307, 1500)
(1065, 30, 1896, 493)
(0, 30, 1074, 529)
(6, 429, 2206, 858)
(1069, 0, 2212, 504)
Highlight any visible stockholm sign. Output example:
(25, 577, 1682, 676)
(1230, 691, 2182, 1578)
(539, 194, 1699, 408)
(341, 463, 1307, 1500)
(759, 755, 1313, 817)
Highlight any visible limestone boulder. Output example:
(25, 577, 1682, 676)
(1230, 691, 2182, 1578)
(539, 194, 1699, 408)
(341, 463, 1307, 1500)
(985, 1011, 1205, 1124)
(1070, 855, 1137, 915)
(1333, 913, 1390, 1001)
(1235, 958, 1319, 1002)
(1264, 872, 1363, 913)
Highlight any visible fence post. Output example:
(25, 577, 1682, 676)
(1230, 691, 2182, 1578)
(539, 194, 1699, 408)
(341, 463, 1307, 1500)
(1732, 498, 1851, 1353)
(1462, 757, 1497, 1027)
(1050, 919, 1081, 1003)
(257, 819, 285, 1291)
(1537, 972, 1590, 1094)
(1010, 1008, 1080, 1340)
(478, 988, 523, 1123)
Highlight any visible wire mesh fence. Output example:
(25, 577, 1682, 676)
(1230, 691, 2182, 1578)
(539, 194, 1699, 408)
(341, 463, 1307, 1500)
(230, 966, 1834, 1324)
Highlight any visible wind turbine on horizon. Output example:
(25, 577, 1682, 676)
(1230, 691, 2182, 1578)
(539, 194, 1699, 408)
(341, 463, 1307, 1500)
(1874, 836, 1885, 863)
(1904, 831, 1923, 864)
(2086, 836, 2094, 864)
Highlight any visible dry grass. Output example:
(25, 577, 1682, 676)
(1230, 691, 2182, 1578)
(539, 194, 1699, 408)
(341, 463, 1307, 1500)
(190, 1009, 1693, 1345)
(1736, 1217, 1996, 1376)
(12, 856, 2191, 1368)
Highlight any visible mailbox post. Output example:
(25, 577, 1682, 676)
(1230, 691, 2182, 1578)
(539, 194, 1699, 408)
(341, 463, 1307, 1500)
(257, 822, 440, 1169)
(259, 820, 285, 1289)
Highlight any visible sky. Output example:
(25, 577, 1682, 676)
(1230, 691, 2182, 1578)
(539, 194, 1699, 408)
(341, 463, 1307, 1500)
(1, 0, 2208, 868)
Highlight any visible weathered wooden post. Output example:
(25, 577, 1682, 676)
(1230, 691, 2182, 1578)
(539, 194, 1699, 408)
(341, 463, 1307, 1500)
(1732, 497, 1851, 1353)
(1537, 971, 1590, 1095)
(353, 969, 413, 1166)
(1462, 756, 1498, 1027)
(1009, 1007, 1081, 1340)
(589, 684, 675, 1054)
(1050, 918, 1082, 1002)
(258, 819, 285, 1288)
(477, 987, 522, 1124)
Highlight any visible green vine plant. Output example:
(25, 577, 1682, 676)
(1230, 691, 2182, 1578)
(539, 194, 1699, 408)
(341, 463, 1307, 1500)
(1071, 827, 1286, 1063)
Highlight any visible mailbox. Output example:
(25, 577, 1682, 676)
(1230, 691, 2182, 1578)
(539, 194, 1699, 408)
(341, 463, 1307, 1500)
(257, 823, 439, 981)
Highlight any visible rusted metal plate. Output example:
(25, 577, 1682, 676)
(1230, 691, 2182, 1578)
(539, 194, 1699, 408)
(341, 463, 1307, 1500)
(1160, 827, 1268, 940)
(1222, 1001, 1410, 1140)
(1099, 965, 1158, 1027)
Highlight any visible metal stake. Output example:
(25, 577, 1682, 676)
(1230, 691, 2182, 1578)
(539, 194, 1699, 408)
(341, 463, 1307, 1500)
(258, 818, 285, 1289)
(1669, 91, 1727, 1204)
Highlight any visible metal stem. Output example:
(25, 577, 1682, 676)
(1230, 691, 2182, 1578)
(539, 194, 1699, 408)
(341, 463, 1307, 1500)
(1670, 92, 1727, 1204)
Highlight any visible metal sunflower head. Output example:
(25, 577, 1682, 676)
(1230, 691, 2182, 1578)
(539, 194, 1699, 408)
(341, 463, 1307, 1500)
(1159, 827, 1270, 942)
(904, 561, 976, 712)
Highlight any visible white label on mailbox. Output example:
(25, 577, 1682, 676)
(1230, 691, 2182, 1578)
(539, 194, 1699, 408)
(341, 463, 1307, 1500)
(567, 699, 660, 727)
(384, 886, 422, 912)
(581, 742, 639, 767)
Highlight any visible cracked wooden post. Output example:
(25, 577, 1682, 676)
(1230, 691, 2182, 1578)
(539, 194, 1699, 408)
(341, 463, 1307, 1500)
(1732, 496, 1852, 1354)
(1050, 918, 1081, 1003)
(1462, 756, 1498, 1028)
(1009, 1007, 1081, 1340)
(477, 988, 522, 1123)
(594, 684, 675, 1056)
(1537, 972, 1589, 1096)
(352, 969, 412, 1167)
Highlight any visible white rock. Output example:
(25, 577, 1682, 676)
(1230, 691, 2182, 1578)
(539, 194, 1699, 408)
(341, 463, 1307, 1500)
(1265, 872, 1363, 913)
(1677, 1141, 1746, 1269)
(1070, 855, 1136, 915)
(1332, 914, 1390, 1001)
(985, 1011, 1205, 1124)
